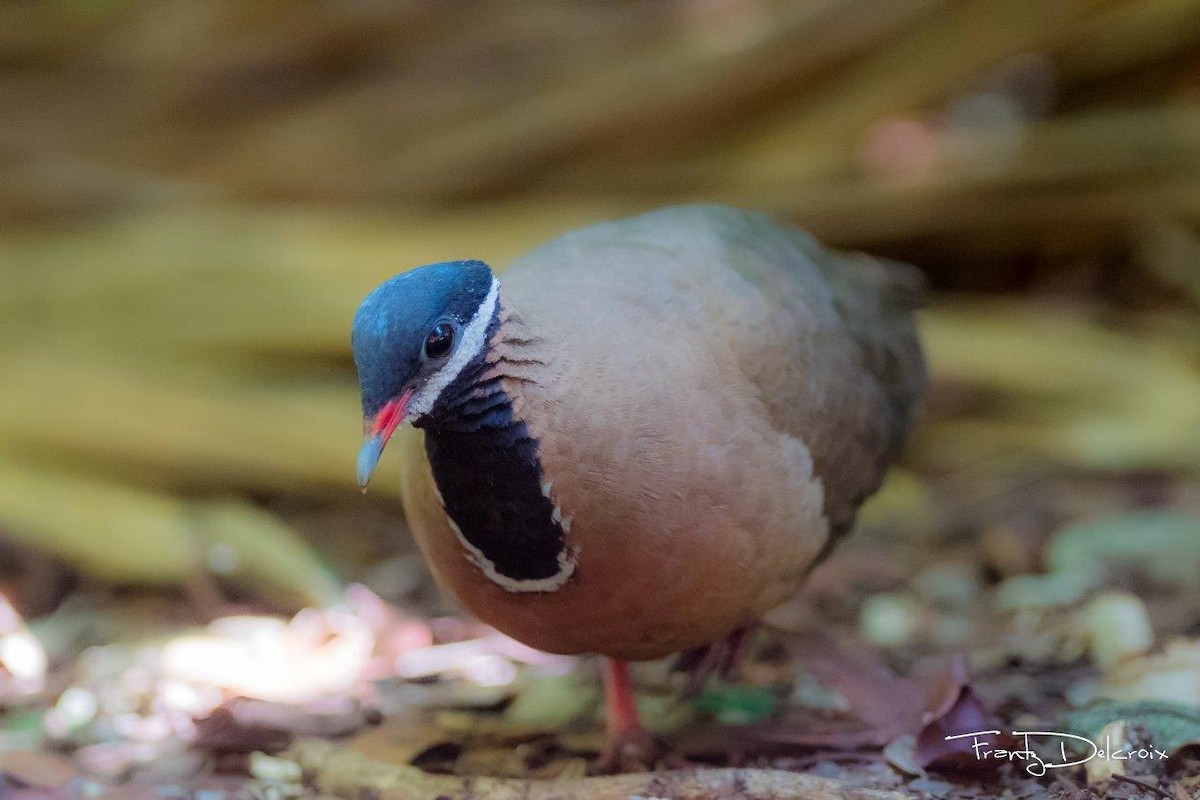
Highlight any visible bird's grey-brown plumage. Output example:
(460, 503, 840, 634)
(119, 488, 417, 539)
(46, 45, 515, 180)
(391, 205, 924, 660)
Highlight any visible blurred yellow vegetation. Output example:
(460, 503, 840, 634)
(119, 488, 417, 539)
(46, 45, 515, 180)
(1, 1, 1198, 603)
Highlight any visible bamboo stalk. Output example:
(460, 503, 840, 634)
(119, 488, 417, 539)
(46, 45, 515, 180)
(913, 301, 1200, 473)
(0, 202, 617, 355)
(0, 459, 340, 606)
(304, 0, 953, 199)
(0, 350, 396, 497)
(714, 0, 1089, 181)
(545, 104, 1200, 243)
(1054, 0, 1200, 84)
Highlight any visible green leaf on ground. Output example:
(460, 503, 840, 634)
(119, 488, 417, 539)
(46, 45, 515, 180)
(1060, 700, 1200, 754)
(695, 685, 777, 725)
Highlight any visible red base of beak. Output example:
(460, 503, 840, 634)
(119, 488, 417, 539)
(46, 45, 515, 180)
(357, 390, 411, 488)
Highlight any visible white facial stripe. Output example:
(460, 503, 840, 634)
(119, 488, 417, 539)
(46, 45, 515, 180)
(405, 276, 501, 421)
(414, 274, 575, 593)
(446, 516, 578, 593)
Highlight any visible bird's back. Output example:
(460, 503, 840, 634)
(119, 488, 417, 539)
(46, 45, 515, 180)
(502, 204, 925, 535)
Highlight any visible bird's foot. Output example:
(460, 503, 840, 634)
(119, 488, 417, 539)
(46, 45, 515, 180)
(598, 657, 662, 772)
(597, 724, 662, 773)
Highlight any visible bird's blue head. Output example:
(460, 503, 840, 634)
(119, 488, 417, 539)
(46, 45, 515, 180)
(351, 259, 498, 488)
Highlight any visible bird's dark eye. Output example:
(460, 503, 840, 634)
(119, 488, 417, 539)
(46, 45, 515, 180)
(424, 322, 455, 359)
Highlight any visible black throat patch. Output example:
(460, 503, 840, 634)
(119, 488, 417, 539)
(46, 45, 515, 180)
(417, 317, 571, 589)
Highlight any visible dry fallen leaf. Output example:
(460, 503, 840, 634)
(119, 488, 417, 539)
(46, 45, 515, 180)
(914, 656, 1010, 775)
(1103, 638, 1200, 706)
(0, 749, 79, 790)
(160, 609, 374, 705)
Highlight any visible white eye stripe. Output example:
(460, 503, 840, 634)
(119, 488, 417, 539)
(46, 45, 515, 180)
(406, 276, 500, 420)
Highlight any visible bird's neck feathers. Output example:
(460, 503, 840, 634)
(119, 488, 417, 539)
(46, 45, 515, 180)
(415, 297, 538, 432)
(418, 298, 577, 594)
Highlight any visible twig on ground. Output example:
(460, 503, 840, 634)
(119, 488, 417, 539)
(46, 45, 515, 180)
(1111, 773, 1175, 800)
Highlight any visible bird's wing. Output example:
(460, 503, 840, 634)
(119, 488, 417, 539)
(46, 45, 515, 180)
(503, 204, 925, 535)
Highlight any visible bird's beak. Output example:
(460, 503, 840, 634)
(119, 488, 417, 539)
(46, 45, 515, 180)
(357, 389, 412, 490)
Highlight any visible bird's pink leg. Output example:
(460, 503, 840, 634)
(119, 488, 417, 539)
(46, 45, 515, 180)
(600, 657, 657, 771)
(604, 657, 641, 739)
